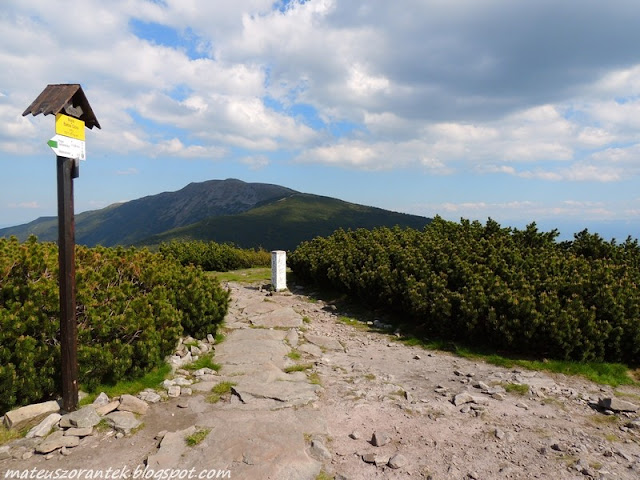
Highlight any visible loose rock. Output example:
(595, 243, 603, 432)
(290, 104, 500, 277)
(371, 431, 391, 447)
(167, 386, 181, 398)
(3, 400, 61, 430)
(26, 413, 61, 438)
(598, 397, 638, 413)
(310, 439, 332, 461)
(453, 392, 475, 406)
(63, 406, 101, 429)
(92, 392, 110, 407)
(104, 411, 142, 435)
(138, 391, 162, 404)
(118, 394, 149, 415)
(362, 453, 390, 467)
(35, 431, 80, 454)
(95, 401, 120, 416)
(388, 453, 408, 469)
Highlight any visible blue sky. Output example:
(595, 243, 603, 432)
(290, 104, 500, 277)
(2, 0, 640, 241)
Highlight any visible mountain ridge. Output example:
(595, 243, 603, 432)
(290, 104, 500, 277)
(0, 179, 431, 250)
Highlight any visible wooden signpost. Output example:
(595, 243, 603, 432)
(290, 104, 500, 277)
(22, 84, 100, 412)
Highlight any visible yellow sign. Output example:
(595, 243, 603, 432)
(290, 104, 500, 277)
(55, 113, 85, 141)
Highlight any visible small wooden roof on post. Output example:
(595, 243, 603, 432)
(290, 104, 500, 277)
(22, 84, 101, 129)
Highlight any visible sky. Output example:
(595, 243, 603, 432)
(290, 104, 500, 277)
(2, 0, 640, 241)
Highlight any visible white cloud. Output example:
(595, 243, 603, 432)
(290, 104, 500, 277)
(153, 138, 226, 159)
(418, 199, 617, 222)
(240, 155, 269, 170)
(8, 201, 40, 209)
(2, 0, 640, 236)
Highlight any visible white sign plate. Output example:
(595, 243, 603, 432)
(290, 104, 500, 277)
(47, 134, 86, 161)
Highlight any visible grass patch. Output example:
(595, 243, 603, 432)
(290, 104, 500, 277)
(95, 419, 113, 433)
(589, 414, 618, 425)
(183, 354, 221, 372)
(613, 390, 640, 401)
(604, 433, 620, 442)
(395, 334, 637, 388)
(284, 364, 313, 373)
(389, 389, 406, 397)
(338, 316, 370, 330)
(503, 383, 530, 396)
(315, 471, 334, 480)
(206, 381, 237, 404)
(80, 364, 171, 402)
(211, 268, 271, 284)
(541, 397, 566, 409)
(130, 423, 145, 436)
(510, 359, 636, 387)
(309, 372, 322, 385)
(364, 373, 376, 381)
(0, 425, 24, 446)
(215, 332, 225, 344)
(287, 350, 302, 361)
(303, 316, 311, 324)
(186, 428, 211, 446)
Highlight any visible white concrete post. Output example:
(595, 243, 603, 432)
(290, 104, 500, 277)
(271, 250, 287, 291)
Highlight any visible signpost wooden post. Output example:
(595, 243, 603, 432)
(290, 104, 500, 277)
(22, 85, 100, 412)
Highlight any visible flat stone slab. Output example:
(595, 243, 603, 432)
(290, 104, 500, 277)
(95, 400, 120, 416)
(232, 363, 321, 407)
(4, 400, 61, 430)
(158, 409, 326, 480)
(61, 406, 101, 428)
(250, 307, 303, 328)
(190, 381, 218, 393)
(35, 431, 80, 454)
(242, 299, 282, 316)
(304, 334, 343, 352)
(233, 382, 321, 407)
(64, 427, 93, 437)
(215, 329, 289, 369)
(26, 413, 61, 438)
(104, 411, 142, 434)
(298, 343, 323, 357)
(223, 328, 288, 342)
(285, 329, 299, 347)
(118, 394, 149, 415)
(147, 426, 197, 470)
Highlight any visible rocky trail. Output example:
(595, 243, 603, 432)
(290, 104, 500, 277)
(2, 281, 640, 479)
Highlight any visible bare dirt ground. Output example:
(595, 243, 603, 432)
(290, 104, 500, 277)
(2, 280, 639, 479)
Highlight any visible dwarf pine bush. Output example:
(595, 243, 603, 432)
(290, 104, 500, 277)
(0, 237, 229, 413)
(290, 217, 640, 365)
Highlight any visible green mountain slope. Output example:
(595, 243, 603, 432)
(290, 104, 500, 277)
(139, 193, 432, 251)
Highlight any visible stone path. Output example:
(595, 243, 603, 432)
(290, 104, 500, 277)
(2, 281, 640, 479)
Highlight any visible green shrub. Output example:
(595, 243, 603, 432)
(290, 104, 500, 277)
(159, 240, 271, 271)
(290, 218, 640, 365)
(0, 236, 229, 414)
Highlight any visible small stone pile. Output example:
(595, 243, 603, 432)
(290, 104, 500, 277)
(166, 335, 216, 371)
(0, 393, 149, 461)
(338, 429, 409, 472)
(1, 334, 218, 462)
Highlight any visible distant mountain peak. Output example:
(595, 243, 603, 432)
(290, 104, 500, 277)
(0, 179, 431, 250)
